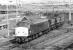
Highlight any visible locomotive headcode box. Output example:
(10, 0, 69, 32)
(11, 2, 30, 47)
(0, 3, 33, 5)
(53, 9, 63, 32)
(15, 27, 29, 36)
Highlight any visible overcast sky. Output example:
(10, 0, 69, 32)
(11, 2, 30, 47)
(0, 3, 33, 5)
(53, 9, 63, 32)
(0, 0, 73, 5)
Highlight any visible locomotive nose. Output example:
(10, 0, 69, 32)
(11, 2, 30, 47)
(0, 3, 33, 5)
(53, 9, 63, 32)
(15, 27, 29, 37)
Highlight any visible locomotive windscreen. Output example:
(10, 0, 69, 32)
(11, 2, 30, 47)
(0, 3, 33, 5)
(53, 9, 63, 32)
(17, 21, 30, 28)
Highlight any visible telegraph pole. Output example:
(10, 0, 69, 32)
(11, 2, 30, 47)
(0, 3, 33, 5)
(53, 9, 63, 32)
(6, 3, 9, 37)
(69, 0, 71, 24)
(16, 0, 21, 22)
(16, 0, 18, 23)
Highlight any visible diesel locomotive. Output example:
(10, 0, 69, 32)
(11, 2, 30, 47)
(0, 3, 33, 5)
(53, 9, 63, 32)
(11, 15, 64, 44)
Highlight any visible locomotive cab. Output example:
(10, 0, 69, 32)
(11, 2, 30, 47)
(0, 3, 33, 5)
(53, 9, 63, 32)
(14, 17, 30, 37)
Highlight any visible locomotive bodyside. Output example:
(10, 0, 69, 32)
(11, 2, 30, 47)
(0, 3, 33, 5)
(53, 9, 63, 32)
(14, 16, 64, 37)
(15, 18, 49, 36)
(29, 18, 49, 36)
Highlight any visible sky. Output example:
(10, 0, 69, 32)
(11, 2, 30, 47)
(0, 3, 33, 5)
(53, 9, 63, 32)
(0, 0, 73, 5)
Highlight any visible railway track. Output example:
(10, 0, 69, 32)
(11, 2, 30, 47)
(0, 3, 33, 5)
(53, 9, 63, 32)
(25, 30, 65, 47)
(0, 41, 23, 50)
(45, 33, 73, 50)
(0, 38, 20, 50)
(24, 27, 73, 50)
(0, 28, 61, 50)
(30, 34, 73, 50)
(32, 32, 73, 50)
(0, 25, 71, 50)
(10, 27, 69, 49)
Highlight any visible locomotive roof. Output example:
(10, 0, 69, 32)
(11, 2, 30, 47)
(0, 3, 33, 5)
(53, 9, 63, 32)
(30, 18, 48, 24)
(21, 15, 48, 24)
